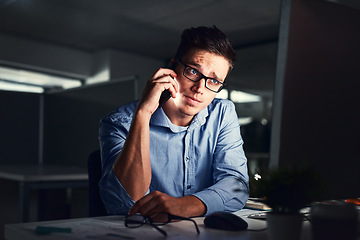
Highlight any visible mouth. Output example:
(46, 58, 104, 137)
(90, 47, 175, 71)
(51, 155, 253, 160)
(184, 95, 202, 105)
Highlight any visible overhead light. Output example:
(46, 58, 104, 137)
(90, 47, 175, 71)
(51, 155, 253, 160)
(216, 89, 228, 99)
(0, 80, 44, 93)
(239, 117, 254, 125)
(230, 90, 261, 103)
(216, 89, 261, 103)
(0, 66, 82, 93)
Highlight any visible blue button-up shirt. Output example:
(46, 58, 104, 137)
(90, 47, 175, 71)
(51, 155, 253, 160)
(98, 98, 249, 215)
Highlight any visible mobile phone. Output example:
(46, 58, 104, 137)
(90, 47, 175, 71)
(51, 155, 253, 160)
(158, 89, 172, 108)
(158, 63, 176, 108)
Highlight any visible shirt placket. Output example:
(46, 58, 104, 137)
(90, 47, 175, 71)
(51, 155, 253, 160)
(183, 129, 195, 195)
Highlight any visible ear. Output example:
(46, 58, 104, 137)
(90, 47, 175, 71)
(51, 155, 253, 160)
(168, 58, 176, 70)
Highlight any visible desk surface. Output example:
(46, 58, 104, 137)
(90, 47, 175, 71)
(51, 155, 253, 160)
(4, 209, 315, 240)
(0, 164, 88, 182)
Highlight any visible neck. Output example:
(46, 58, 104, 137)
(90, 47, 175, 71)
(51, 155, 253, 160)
(162, 101, 193, 127)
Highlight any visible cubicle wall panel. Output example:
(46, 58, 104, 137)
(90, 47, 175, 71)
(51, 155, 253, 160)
(43, 80, 136, 167)
(0, 91, 40, 164)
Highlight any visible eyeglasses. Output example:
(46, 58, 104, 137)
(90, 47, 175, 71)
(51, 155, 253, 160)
(125, 212, 200, 237)
(176, 59, 225, 93)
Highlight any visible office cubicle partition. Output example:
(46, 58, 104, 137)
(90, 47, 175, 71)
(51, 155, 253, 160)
(43, 78, 137, 167)
(0, 91, 40, 164)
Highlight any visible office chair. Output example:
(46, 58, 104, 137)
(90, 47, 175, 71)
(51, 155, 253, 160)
(88, 149, 108, 217)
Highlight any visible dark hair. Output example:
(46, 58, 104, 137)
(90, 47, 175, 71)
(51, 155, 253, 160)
(174, 26, 236, 71)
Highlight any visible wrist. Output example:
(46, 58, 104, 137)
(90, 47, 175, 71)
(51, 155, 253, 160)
(134, 107, 152, 123)
(182, 195, 207, 217)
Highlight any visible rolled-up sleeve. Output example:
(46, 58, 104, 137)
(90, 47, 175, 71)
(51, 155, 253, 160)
(98, 104, 139, 215)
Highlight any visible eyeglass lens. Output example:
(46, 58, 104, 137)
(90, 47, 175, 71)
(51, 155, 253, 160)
(125, 214, 146, 227)
(183, 65, 223, 93)
(125, 214, 168, 236)
(125, 213, 199, 235)
(125, 213, 170, 226)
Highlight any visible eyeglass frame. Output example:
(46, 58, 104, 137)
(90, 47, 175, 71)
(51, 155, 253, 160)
(175, 59, 225, 93)
(124, 212, 200, 237)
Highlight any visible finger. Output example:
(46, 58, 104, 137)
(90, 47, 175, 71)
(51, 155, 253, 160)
(153, 75, 179, 98)
(152, 75, 174, 84)
(137, 199, 161, 216)
(128, 192, 157, 215)
(151, 68, 176, 82)
(138, 193, 174, 216)
(172, 77, 180, 96)
(128, 198, 150, 215)
(162, 75, 179, 96)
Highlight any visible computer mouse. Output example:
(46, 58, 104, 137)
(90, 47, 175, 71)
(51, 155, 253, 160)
(204, 211, 248, 231)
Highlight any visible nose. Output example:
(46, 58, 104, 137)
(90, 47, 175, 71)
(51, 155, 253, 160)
(191, 78, 206, 94)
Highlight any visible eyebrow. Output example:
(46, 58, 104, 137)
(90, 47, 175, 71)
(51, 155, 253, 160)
(186, 62, 222, 82)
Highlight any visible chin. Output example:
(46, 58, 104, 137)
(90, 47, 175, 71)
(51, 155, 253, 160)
(174, 97, 205, 116)
(178, 105, 203, 117)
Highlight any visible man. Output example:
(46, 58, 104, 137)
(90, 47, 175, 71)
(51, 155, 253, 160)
(98, 26, 249, 218)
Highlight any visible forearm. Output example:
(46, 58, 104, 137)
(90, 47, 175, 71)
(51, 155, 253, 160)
(113, 108, 152, 201)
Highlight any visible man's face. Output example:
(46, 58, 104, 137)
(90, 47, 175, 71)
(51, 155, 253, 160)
(172, 48, 230, 119)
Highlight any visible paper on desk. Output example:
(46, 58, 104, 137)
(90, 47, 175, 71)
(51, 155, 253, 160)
(233, 209, 268, 231)
(26, 218, 178, 240)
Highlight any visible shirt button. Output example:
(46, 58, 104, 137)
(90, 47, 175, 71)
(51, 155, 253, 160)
(185, 156, 189, 161)
(187, 185, 191, 189)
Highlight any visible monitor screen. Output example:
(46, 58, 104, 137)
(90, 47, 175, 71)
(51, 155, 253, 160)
(269, 0, 360, 201)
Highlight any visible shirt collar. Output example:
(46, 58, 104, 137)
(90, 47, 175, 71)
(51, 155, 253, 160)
(150, 106, 209, 133)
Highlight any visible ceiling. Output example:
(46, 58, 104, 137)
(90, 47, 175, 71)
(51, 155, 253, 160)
(0, 0, 281, 93)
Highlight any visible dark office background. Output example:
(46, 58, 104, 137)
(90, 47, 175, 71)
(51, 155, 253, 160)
(1, 1, 360, 239)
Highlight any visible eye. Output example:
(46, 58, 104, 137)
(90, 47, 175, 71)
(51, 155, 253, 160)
(188, 67, 199, 76)
(208, 78, 222, 86)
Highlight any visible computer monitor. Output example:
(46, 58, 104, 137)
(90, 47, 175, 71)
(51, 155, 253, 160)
(269, 0, 360, 200)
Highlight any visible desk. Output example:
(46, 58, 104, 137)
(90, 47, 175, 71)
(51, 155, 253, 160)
(0, 164, 88, 222)
(4, 209, 315, 240)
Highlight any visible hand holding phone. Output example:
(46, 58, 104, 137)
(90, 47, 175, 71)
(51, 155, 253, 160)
(158, 73, 178, 108)
(158, 62, 178, 109)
